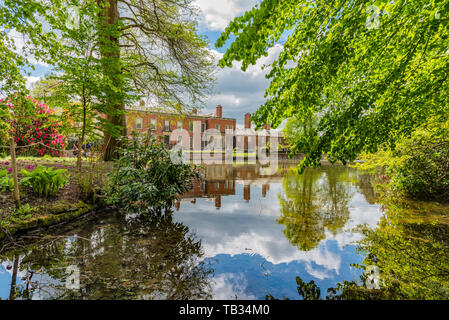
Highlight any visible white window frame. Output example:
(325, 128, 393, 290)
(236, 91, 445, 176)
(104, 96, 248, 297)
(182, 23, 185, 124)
(136, 117, 143, 130)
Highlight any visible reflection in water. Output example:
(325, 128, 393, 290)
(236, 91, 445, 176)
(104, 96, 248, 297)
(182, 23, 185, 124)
(170, 164, 381, 299)
(6, 163, 429, 300)
(0, 212, 212, 300)
(278, 167, 355, 251)
(355, 197, 449, 299)
(269, 195, 449, 300)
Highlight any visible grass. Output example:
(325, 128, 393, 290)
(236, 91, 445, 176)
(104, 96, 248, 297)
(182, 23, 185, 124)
(0, 155, 78, 163)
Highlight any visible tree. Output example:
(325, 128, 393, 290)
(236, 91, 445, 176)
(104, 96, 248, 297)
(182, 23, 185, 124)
(41, 1, 111, 172)
(1, 0, 215, 161)
(95, 0, 215, 160)
(0, 0, 60, 95)
(216, 0, 449, 169)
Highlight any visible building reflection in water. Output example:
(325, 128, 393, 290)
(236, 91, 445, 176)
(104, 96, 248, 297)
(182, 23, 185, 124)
(179, 163, 286, 210)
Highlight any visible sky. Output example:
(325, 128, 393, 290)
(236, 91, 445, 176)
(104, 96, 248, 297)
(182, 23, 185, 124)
(19, 0, 281, 126)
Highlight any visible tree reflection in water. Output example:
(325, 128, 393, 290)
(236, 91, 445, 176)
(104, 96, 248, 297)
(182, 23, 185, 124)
(277, 166, 356, 251)
(0, 211, 213, 300)
(353, 197, 449, 300)
(271, 193, 449, 300)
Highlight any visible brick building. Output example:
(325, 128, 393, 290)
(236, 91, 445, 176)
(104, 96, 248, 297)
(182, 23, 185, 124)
(126, 102, 236, 148)
(125, 101, 287, 152)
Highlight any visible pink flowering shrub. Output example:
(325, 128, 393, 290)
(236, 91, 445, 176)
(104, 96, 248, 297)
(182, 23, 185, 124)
(1, 95, 67, 157)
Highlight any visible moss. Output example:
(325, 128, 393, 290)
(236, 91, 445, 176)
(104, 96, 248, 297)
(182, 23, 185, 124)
(0, 200, 98, 239)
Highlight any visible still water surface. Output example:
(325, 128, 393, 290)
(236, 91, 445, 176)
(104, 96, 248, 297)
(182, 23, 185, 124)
(0, 164, 446, 299)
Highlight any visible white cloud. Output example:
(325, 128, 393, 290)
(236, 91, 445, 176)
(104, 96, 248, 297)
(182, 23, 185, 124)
(194, 0, 259, 31)
(212, 273, 257, 299)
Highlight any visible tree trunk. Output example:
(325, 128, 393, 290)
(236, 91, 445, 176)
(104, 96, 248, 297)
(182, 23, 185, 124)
(9, 137, 20, 208)
(97, 0, 126, 161)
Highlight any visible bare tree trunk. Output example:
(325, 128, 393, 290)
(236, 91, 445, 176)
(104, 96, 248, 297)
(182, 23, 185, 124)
(9, 137, 20, 208)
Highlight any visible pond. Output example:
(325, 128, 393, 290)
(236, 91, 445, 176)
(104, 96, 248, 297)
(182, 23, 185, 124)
(0, 164, 448, 300)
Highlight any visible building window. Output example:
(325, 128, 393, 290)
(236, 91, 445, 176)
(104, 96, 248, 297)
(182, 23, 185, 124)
(177, 135, 182, 143)
(136, 117, 142, 130)
(164, 120, 170, 131)
(164, 135, 169, 146)
(216, 124, 220, 131)
(177, 120, 183, 130)
(150, 118, 156, 130)
(189, 121, 193, 131)
(201, 123, 206, 132)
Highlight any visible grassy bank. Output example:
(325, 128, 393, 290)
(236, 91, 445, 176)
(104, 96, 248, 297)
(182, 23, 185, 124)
(1, 157, 111, 239)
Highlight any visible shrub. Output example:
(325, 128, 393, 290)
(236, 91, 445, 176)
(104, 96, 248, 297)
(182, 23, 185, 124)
(357, 116, 449, 201)
(20, 165, 70, 198)
(106, 133, 201, 212)
(2, 95, 67, 157)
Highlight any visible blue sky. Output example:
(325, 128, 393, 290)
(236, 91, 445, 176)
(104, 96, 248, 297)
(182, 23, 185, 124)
(20, 0, 281, 126)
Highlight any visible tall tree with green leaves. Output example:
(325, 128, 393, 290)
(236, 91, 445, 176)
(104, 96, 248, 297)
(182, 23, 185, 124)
(2, 0, 215, 161)
(42, 1, 112, 171)
(95, 0, 215, 160)
(216, 0, 449, 169)
(0, 0, 58, 96)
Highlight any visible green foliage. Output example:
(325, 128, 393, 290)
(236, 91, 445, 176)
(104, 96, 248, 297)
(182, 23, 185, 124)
(217, 0, 449, 170)
(295, 277, 321, 300)
(355, 196, 449, 300)
(20, 165, 69, 198)
(11, 203, 33, 222)
(282, 115, 320, 159)
(106, 133, 201, 212)
(0, 0, 59, 95)
(357, 116, 449, 201)
(0, 169, 14, 192)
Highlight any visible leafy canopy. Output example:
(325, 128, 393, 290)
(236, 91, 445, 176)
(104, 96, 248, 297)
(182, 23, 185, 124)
(216, 0, 449, 169)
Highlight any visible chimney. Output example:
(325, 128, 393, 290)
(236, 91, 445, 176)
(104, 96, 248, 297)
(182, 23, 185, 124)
(192, 108, 198, 115)
(264, 123, 271, 130)
(139, 100, 145, 108)
(244, 113, 251, 129)
(216, 105, 223, 118)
